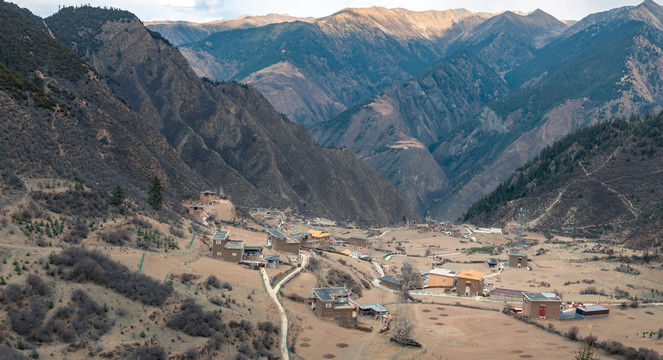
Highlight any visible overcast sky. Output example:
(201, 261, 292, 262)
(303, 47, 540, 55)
(13, 0, 646, 23)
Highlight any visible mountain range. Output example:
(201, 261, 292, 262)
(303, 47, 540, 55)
(0, 2, 416, 226)
(163, 1, 663, 222)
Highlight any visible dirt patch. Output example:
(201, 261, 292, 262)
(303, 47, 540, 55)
(436, 307, 445, 310)
(645, 311, 655, 315)
(300, 337, 311, 342)
(300, 343, 311, 348)
(429, 317, 438, 320)
(435, 323, 444, 326)
(439, 313, 449, 317)
(502, 323, 513, 326)
(422, 309, 431, 313)
(509, 350, 524, 354)
(516, 330, 528, 333)
(336, 343, 349, 348)
(519, 355, 533, 358)
(628, 317, 636, 320)
(323, 354, 336, 358)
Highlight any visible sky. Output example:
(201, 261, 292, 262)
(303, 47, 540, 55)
(12, 0, 646, 23)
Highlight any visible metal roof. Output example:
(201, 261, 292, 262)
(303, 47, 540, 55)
(313, 287, 350, 301)
(578, 305, 609, 312)
(289, 232, 309, 239)
(267, 229, 285, 238)
(358, 304, 388, 313)
(265, 256, 279, 261)
(244, 246, 263, 251)
(285, 236, 300, 244)
(523, 292, 561, 302)
(489, 287, 524, 296)
(456, 270, 485, 281)
(212, 230, 229, 241)
(224, 240, 244, 250)
(380, 275, 402, 285)
(485, 258, 498, 264)
(428, 268, 455, 277)
(508, 249, 527, 256)
(349, 236, 368, 241)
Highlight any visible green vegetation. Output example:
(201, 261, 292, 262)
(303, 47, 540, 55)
(136, 228, 178, 250)
(147, 176, 163, 211)
(574, 343, 599, 360)
(13, 215, 65, 238)
(110, 185, 125, 207)
(466, 246, 496, 255)
(462, 112, 658, 221)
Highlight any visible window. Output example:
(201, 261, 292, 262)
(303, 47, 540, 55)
(216, 240, 223, 245)
(216, 252, 222, 256)
(232, 252, 237, 256)
(325, 303, 332, 308)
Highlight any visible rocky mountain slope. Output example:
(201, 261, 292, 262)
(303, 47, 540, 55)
(42, 5, 416, 226)
(0, 1, 206, 209)
(315, 1, 663, 221)
(462, 112, 663, 248)
(178, 7, 489, 127)
(145, 14, 313, 46)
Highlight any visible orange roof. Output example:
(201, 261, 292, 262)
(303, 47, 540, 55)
(456, 270, 485, 281)
(308, 229, 331, 238)
(340, 249, 352, 255)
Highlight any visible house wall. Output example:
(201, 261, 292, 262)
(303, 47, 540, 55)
(508, 254, 529, 268)
(428, 274, 454, 288)
(212, 240, 242, 263)
(274, 239, 300, 255)
(523, 300, 561, 320)
(381, 280, 402, 292)
(313, 300, 355, 327)
(456, 278, 484, 296)
(348, 238, 367, 248)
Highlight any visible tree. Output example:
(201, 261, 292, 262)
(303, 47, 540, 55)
(574, 343, 599, 360)
(111, 185, 125, 206)
(147, 176, 163, 211)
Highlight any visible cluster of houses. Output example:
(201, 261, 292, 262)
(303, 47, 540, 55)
(184, 191, 223, 224)
(209, 226, 335, 268)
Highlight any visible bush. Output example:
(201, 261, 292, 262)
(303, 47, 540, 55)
(2, 283, 23, 302)
(183, 348, 198, 359)
(25, 274, 50, 297)
(131, 345, 166, 360)
(257, 321, 274, 333)
(102, 229, 130, 245)
(53, 247, 172, 305)
(207, 275, 222, 289)
(166, 298, 223, 337)
(566, 326, 579, 340)
(0, 345, 31, 360)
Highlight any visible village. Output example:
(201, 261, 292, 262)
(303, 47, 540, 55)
(180, 190, 663, 359)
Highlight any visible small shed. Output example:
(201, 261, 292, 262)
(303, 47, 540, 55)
(576, 305, 610, 318)
(380, 275, 402, 292)
(243, 246, 263, 258)
(358, 304, 389, 317)
(265, 255, 279, 269)
(485, 258, 498, 268)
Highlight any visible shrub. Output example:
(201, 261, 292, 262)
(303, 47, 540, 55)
(131, 345, 166, 360)
(566, 326, 579, 340)
(102, 229, 130, 245)
(166, 298, 223, 337)
(257, 321, 274, 333)
(0, 345, 30, 360)
(53, 247, 172, 305)
(207, 275, 222, 289)
(2, 283, 23, 302)
(183, 348, 198, 359)
(25, 274, 50, 296)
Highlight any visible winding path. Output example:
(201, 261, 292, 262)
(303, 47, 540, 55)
(259, 253, 308, 360)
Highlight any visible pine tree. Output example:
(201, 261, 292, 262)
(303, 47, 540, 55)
(111, 185, 125, 206)
(574, 343, 599, 360)
(147, 176, 163, 211)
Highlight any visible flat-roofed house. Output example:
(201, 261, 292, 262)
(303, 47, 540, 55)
(268, 229, 300, 255)
(455, 270, 485, 296)
(348, 235, 369, 248)
(489, 287, 525, 302)
(211, 230, 230, 259)
(312, 288, 357, 327)
(508, 249, 528, 269)
(427, 268, 455, 288)
(380, 275, 403, 292)
(522, 292, 562, 320)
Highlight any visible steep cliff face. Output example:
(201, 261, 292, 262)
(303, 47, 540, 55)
(178, 7, 489, 127)
(45, 6, 416, 225)
(0, 2, 205, 208)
